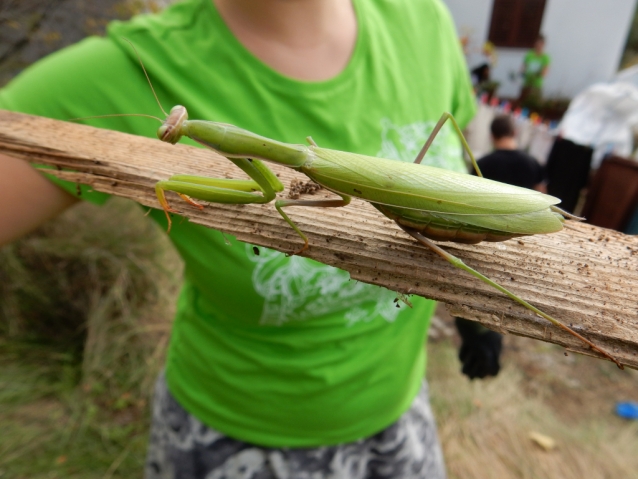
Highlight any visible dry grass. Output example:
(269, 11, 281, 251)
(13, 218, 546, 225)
(0, 197, 181, 399)
(0, 198, 181, 478)
(429, 314, 638, 479)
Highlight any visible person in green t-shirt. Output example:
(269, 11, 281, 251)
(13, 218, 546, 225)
(0, 0, 479, 477)
(517, 34, 551, 109)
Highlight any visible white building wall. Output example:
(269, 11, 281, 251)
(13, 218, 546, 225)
(443, 0, 492, 52)
(443, 0, 637, 99)
(539, 0, 635, 97)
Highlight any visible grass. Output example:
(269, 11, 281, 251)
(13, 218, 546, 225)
(1, 340, 146, 478)
(0, 198, 181, 478)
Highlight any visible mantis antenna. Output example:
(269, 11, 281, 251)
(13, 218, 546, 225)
(121, 37, 168, 117)
(69, 39, 168, 125)
(69, 113, 163, 123)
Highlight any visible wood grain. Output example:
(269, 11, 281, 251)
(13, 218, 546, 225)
(1, 110, 637, 369)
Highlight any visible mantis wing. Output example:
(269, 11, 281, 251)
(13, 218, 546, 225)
(304, 148, 563, 235)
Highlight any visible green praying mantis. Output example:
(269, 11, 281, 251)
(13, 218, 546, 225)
(96, 43, 623, 369)
(150, 103, 623, 369)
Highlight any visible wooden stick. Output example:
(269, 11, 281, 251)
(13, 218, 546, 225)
(1, 110, 637, 368)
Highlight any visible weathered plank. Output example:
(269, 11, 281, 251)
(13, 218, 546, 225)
(1, 110, 637, 368)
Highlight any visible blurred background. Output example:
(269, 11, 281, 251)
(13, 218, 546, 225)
(1, 1, 638, 478)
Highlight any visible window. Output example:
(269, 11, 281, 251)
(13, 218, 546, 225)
(488, 0, 547, 48)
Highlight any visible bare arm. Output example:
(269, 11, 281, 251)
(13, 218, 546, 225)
(0, 153, 79, 246)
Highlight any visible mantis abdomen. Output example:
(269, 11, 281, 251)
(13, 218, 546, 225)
(303, 147, 565, 243)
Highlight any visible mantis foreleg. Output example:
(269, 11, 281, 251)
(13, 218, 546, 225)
(156, 157, 283, 232)
(156, 153, 352, 252)
(399, 224, 623, 368)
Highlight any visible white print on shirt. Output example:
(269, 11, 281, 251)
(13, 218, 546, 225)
(526, 59, 543, 74)
(246, 245, 402, 327)
(245, 120, 453, 327)
(376, 118, 466, 173)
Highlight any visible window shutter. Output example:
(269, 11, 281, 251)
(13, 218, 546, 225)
(488, 0, 546, 48)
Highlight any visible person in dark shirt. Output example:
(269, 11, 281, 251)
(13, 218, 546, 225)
(455, 114, 545, 380)
(474, 114, 546, 192)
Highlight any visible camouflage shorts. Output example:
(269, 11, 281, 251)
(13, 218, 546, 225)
(145, 373, 446, 479)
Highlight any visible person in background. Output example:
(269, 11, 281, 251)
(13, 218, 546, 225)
(475, 114, 546, 191)
(454, 113, 545, 380)
(517, 34, 550, 109)
(0, 0, 477, 477)
(469, 41, 497, 90)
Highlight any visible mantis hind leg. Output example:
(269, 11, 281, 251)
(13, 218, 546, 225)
(551, 205, 584, 221)
(398, 224, 624, 369)
(413, 112, 483, 177)
(275, 193, 351, 255)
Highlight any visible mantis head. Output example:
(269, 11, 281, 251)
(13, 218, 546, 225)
(158, 105, 188, 144)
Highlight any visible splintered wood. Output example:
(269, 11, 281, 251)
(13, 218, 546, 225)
(1, 110, 637, 368)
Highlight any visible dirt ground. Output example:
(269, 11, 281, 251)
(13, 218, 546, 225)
(433, 305, 638, 424)
(429, 305, 638, 479)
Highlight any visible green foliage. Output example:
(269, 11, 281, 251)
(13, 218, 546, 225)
(517, 95, 571, 121)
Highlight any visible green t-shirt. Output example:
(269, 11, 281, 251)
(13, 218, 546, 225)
(523, 51, 550, 88)
(0, 0, 475, 446)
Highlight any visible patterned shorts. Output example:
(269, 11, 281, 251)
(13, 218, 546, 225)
(145, 373, 446, 479)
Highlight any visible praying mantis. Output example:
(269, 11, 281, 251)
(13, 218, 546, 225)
(150, 103, 623, 368)
(105, 43, 622, 368)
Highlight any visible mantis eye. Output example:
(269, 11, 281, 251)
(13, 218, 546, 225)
(157, 124, 171, 141)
